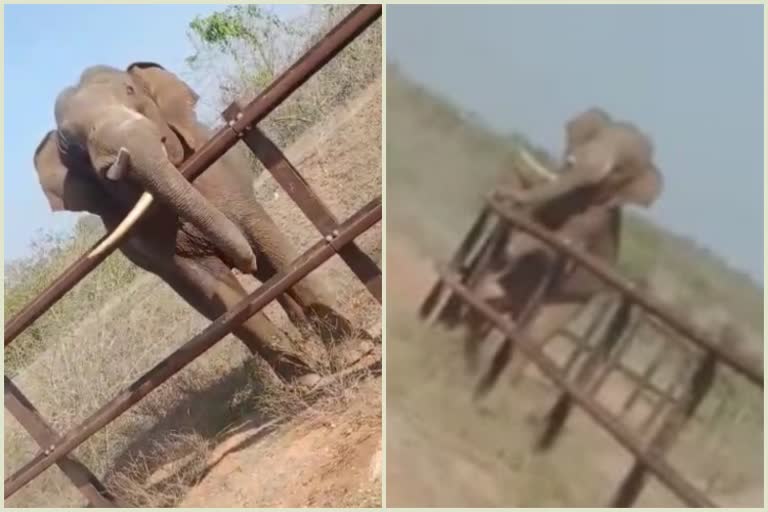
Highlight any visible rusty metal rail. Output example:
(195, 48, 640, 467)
(486, 197, 762, 387)
(5, 199, 380, 498)
(421, 192, 761, 507)
(221, 119, 382, 302)
(5, 5, 381, 506)
(4, 378, 123, 507)
(438, 271, 716, 508)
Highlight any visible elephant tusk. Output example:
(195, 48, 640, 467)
(518, 147, 557, 182)
(104, 147, 131, 181)
(88, 191, 154, 257)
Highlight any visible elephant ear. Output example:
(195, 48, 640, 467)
(126, 61, 203, 150)
(33, 130, 104, 213)
(615, 164, 663, 208)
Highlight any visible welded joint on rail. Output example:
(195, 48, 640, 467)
(324, 229, 344, 252)
(223, 102, 254, 137)
(226, 111, 252, 136)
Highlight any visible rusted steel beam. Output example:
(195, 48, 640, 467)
(419, 206, 494, 324)
(622, 335, 677, 418)
(437, 271, 716, 508)
(588, 311, 642, 395)
(226, 123, 381, 303)
(638, 341, 697, 435)
(558, 329, 678, 406)
(558, 298, 616, 376)
(476, 257, 567, 395)
(4, 198, 381, 499)
(228, 5, 381, 137)
(611, 351, 717, 507)
(451, 212, 513, 329)
(639, 367, 682, 434)
(536, 295, 635, 451)
(487, 197, 763, 387)
(4, 4, 382, 348)
(4, 378, 120, 507)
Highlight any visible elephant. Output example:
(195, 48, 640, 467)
(33, 62, 364, 388)
(462, 108, 663, 396)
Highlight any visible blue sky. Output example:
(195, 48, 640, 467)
(388, 4, 764, 282)
(4, 3, 308, 263)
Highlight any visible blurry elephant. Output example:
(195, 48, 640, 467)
(33, 62, 362, 387)
(463, 108, 663, 395)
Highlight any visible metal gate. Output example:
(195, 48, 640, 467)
(420, 194, 762, 507)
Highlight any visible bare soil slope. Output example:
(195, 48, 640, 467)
(5, 78, 382, 508)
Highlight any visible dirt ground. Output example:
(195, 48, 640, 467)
(385, 231, 762, 508)
(5, 78, 382, 508)
(179, 377, 381, 508)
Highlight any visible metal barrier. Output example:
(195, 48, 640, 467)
(4, 5, 382, 505)
(420, 194, 762, 507)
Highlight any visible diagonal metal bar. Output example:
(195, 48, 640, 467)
(611, 351, 717, 507)
(224, 121, 381, 303)
(438, 270, 716, 508)
(419, 206, 494, 322)
(5, 198, 381, 499)
(486, 197, 763, 387)
(4, 4, 382, 348)
(4, 378, 120, 507)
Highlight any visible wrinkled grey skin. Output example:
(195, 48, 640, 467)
(463, 108, 663, 395)
(33, 62, 357, 386)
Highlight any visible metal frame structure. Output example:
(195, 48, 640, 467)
(4, 5, 382, 506)
(420, 195, 762, 507)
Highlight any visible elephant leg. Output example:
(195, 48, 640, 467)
(160, 255, 321, 386)
(462, 268, 510, 369)
(238, 213, 364, 346)
(507, 301, 583, 384)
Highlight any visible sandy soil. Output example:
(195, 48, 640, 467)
(179, 378, 381, 508)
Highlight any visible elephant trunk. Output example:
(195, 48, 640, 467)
(91, 113, 257, 273)
(135, 152, 257, 273)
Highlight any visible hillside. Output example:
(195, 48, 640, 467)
(385, 67, 762, 507)
(4, 78, 382, 508)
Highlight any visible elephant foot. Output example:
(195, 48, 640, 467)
(292, 372, 323, 390)
(329, 338, 376, 370)
(268, 350, 321, 388)
(306, 303, 369, 345)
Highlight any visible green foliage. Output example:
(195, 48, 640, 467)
(188, 5, 301, 83)
(186, 4, 381, 151)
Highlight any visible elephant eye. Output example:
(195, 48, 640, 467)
(126, 84, 135, 95)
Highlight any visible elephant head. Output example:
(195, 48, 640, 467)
(33, 62, 257, 273)
(503, 108, 663, 210)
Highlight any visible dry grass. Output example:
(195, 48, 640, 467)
(4, 70, 381, 508)
(109, 351, 381, 508)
